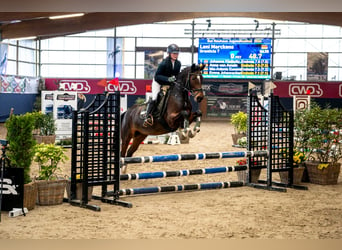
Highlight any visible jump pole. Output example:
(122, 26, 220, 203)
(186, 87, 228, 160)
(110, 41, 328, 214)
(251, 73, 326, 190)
(121, 150, 268, 165)
(120, 165, 247, 181)
(118, 181, 244, 196)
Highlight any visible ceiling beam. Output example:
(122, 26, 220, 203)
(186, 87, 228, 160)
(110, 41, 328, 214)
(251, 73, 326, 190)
(1, 12, 342, 40)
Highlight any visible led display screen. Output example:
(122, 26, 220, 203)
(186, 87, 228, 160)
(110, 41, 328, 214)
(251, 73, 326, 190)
(198, 37, 272, 79)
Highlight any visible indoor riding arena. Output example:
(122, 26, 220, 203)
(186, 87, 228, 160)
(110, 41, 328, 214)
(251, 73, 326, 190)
(1, 7, 342, 245)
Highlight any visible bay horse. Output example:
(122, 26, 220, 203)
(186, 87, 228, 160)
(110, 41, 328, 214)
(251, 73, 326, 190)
(120, 63, 205, 160)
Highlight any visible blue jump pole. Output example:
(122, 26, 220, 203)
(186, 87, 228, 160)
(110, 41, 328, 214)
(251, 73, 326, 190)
(120, 165, 247, 181)
(120, 150, 268, 165)
(119, 181, 244, 196)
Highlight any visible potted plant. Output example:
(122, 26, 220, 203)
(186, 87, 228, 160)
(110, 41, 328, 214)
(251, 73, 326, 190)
(5, 112, 38, 210)
(66, 173, 93, 201)
(230, 111, 247, 145)
(32, 112, 56, 144)
(278, 148, 307, 184)
(294, 103, 342, 185)
(235, 158, 261, 183)
(33, 143, 68, 205)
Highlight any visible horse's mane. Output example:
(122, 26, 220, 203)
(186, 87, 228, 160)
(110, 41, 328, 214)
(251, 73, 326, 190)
(177, 66, 190, 84)
(177, 64, 203, 85)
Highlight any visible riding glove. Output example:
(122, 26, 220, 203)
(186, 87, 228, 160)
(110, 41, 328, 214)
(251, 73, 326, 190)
(168, 76, 176, 82)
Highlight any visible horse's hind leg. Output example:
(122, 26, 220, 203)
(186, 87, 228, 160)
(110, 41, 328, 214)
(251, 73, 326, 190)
(121, 136, 130, 158)
(126, 134, 147, 157)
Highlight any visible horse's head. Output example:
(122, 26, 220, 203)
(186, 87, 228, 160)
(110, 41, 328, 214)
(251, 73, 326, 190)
(187, 63, 205, 103)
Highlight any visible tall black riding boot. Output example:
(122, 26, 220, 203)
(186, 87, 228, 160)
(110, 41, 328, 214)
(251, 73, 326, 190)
(143, 100, 156, 127)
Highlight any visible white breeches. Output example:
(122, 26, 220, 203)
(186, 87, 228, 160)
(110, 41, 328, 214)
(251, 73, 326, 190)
(151, 78, 160, 101)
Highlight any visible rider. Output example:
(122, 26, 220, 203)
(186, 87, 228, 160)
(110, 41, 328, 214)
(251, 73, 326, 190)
(143, 43, 182, 127)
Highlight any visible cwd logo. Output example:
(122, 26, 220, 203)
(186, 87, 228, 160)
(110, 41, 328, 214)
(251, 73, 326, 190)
(0, 178, 19, 195)
(106, 81, 137, 94)
(289, 83, 323, 97)
(59, 80, 91, 93)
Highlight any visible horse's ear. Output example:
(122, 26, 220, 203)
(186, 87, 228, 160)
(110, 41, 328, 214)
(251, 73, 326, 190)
(199, 63, 206, 71)
(191, 63, 196, 72)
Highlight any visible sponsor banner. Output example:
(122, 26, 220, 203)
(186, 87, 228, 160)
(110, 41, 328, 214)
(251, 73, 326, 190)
(144, 49, 164, 79)
(107, 38, 123, 78)
(0, 75, 39, 94)
(44, 78, 342, 99)
(41, 91, 77, 141)
(44, 78, 151, 95)
(207, 96, 247, 118)
(273, 81, 342, 98)
(307, 52, 328, 81)
(1, 167, 24, 211)
(0, 43, 8, 75)
(203, 81, 250, 96)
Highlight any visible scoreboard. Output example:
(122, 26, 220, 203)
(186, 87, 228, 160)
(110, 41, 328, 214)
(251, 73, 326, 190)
(198, 38, 272, 79)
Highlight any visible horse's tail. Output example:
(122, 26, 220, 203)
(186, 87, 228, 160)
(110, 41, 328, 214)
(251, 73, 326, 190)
(120, 111, 126, 127)
(121, 111, 126, 122)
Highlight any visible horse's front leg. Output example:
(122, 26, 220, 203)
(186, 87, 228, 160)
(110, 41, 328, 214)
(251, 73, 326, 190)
(188, 110, 202, 138)
(179, 110, 191, 138)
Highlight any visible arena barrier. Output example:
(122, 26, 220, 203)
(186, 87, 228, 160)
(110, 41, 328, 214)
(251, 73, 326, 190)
(70, 91, 307, 211)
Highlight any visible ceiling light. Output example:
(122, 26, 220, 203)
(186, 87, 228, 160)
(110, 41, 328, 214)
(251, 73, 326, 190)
(49, 13, 84, 20)
(13, 36, 37, 41)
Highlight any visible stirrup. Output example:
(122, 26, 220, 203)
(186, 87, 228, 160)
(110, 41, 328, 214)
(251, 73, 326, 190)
(143, 115, 153, 127)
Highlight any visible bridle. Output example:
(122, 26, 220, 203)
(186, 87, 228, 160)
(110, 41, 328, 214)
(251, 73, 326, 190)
(183, 71, 203, 97)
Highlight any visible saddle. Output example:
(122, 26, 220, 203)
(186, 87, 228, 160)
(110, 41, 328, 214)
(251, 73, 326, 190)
(140, 86, 170, 120)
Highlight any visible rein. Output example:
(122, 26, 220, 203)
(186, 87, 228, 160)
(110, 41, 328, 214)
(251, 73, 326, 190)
(176, 72, 203, 97)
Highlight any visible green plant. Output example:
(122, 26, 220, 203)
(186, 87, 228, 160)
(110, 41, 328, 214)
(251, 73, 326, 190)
(33, 112, 56, 136)
(33, 143, 68, 180)
(230, 111, 247, 134)
(5, 113, 36, 184)
(294, 103, 342, 165)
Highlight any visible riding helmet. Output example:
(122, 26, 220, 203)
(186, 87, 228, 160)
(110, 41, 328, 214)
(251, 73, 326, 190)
(167, 44, 180, 54)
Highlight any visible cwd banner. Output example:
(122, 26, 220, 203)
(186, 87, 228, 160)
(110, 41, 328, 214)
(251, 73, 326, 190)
(44, 78, 150, 95)
(273, 81, 342, 98)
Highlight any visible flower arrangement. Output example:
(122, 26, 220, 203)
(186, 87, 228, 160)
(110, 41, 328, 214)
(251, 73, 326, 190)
(33, 143, 68, 180)
(237, 136, 247, 147)
(236, 158, 247, 166)
(279, 148, 307, 166)
(293, 150, 307, 165)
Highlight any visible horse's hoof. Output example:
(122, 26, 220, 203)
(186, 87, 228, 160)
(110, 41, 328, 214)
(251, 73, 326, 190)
(120, 165, 127, 174)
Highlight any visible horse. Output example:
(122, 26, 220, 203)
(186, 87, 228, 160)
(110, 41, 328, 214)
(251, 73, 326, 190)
(120, 63, 205, 160)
